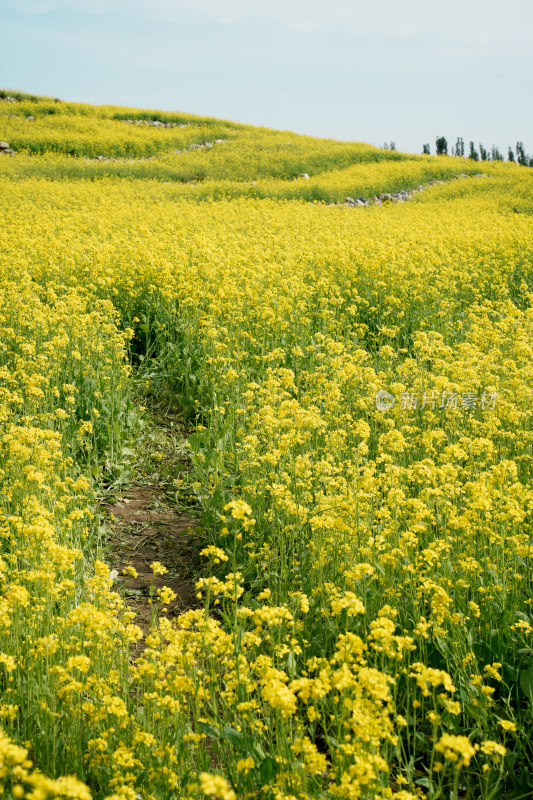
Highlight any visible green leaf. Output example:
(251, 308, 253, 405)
(197, 722, 220, 739)
(286, 651, 297, 678)
(519, 667, 533, 699)
(221, 726, 244, 747)
(259, 756, 277, 784)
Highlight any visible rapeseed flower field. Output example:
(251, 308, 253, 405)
(0, 93, 532, 800)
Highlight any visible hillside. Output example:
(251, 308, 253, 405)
(1, 93, 533, 800)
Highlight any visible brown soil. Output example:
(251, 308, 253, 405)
(104, 484, 203, 646)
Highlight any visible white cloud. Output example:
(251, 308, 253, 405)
(4, 1, 57, 11)
(131, 0, 533, 44)
(7, 0, 533, 42)
(4, 0, 532, 57)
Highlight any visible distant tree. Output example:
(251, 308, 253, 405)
(436, 136, 448, 155)
(389, 141, 396, 151)
(455, 137, 465, 157)
(479, 143, 489, 161)
(516, 141, 527, 166)
(469, 141, 479, 161)
(422, 143, 430, 155)
(508, 147, 515, 162)
(491, 146, 503, 161)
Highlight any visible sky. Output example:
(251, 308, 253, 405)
(1, 0, 532, 156)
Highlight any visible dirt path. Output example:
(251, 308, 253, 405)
(102, 405, 204, 648)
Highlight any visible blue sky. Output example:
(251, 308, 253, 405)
(1, 0, 532, 155)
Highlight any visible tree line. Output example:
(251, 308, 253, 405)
(421, 137, 532, 166)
